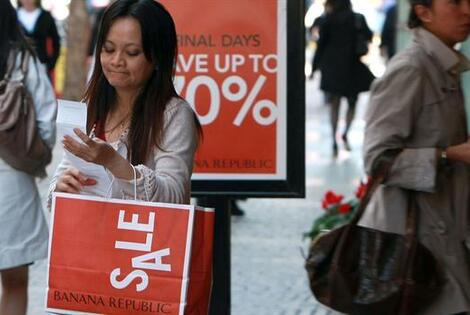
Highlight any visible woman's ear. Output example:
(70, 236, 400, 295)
(414, 4, 433, 24)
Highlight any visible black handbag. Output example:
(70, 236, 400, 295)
(305, 150, 443, 315)
(354, 13, 370, 56)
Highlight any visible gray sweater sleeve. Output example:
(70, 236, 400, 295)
(112, 100, 198, 204)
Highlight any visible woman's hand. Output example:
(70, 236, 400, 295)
(63, 128, 137, 180)
(445, 137, 470, 164)
(54, 167, 97, 194)
(62, 128, 119, 168)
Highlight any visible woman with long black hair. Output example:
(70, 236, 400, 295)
(50, 0, 201, 204)
(0, 0, 56, 314)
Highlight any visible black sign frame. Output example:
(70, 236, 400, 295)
(191, 0, 305, 198)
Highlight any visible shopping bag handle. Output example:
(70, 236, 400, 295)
(104, 164, 138, 201)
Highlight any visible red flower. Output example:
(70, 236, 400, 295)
(355, 178, 370, 199)
(321, 190, 344, 210)
(338, 203, 352, 214)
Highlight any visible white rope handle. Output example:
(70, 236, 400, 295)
(131, 164, 137, 201)
(105, 175, 115, 199)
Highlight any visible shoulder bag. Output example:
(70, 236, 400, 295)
(0, 50, 52, 177)
(305, 149, 443, 315)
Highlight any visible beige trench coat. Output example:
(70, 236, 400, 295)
(359, 28, 470, 315)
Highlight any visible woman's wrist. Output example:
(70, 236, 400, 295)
(105, 156, 135, 180)
(444, 145, 460, 162)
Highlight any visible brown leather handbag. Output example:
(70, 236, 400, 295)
(305, 150, 443, 315)
(0, 50, 52, 177)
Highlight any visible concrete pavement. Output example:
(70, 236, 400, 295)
(230, 78, 367, 315)
(19, 76, 367, 315)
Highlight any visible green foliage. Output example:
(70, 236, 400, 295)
(304, 184, 366, 241)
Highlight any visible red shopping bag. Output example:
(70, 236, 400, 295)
(46, 193, 214, 315)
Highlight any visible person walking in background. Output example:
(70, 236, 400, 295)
(308, 2, 331, 80)
(380, 3, 397, 61)
(230, 198, 246, 216)
(361, 0, 470, 313)
(49, 0, 201, 205)
(309, 2, 332, 45)
(311, 0, 374, 157)
(0, 0, 57, 314)
(17, 0, 61, 81)
(86, 6, 106, 79)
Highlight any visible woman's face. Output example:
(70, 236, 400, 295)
(419, 0, 470, 46)
(19, 0, 38, 11)
(100, 17, 154, 94)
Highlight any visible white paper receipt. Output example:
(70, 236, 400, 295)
(57, 99, 112, 197)
(57, 99, 87, 141)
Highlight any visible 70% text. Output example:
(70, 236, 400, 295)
(175, 75, 277, 126)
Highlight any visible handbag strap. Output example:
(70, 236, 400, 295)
(332, 148, 419, 264)
(19, 50, 30, 83)
(3, 50, 17, 82)
(352, 148, 404, 224)
(2, 49, 30, 82)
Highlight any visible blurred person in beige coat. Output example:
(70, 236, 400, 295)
(360, 0, 470, 314)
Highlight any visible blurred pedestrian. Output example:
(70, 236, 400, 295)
(17, 0, 61, 80)
(231, 198, 246, 216)
(86, 6, 106, 79)
(308, 2, 331, 80)
(380, 3, 397, 61)
(361, 0, 470, 314)
(49, 0, 201, 205)
(0, 0, 57, 314)
(311, 0, 374, 157)
(87, 7, 106, 59)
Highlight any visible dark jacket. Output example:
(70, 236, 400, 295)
(380, 5, 397, 59)
(312, 10, 374, 96)
(20, 10, 61, 71)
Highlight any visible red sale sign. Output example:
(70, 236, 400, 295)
(46, 193, 214, 315)
(161, 0, 287, 180)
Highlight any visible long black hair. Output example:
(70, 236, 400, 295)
(325, 0, 352, 13)
(84, 0, 201, 164)
(408, 0, 433, 28)
(0, 0, 35, 78)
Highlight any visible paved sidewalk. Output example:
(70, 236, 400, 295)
(19, 77, 367, 315)
(230, 78, 367, 315)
